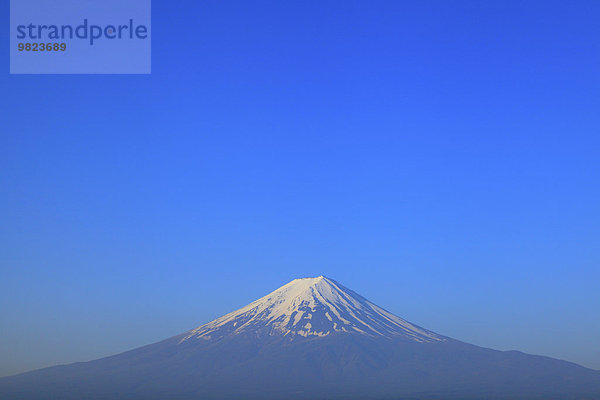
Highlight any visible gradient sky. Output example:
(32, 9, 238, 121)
(1, 0, 599, 377)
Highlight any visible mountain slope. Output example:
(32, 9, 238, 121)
(1, 276, 599, 400)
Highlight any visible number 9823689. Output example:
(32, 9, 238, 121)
(18, 43, 67, 52)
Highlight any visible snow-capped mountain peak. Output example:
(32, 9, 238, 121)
(181, 276, 444, 343)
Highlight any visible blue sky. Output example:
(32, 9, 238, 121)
(1, 0, 599, 376)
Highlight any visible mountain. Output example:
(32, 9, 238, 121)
(1, 276, 599, 400)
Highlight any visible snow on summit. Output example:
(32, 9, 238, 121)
(181, 276, 444, 343)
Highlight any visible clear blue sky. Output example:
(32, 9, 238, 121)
(1, 0, 599, 376)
